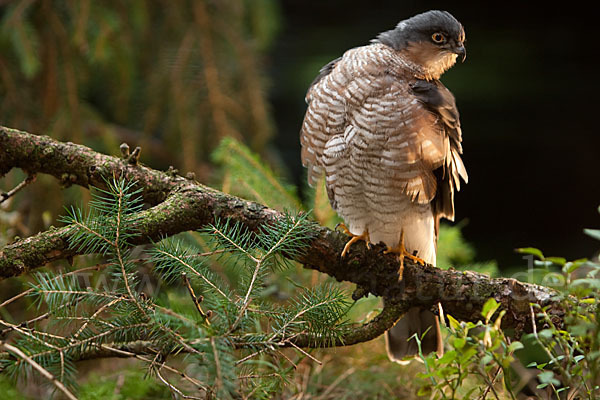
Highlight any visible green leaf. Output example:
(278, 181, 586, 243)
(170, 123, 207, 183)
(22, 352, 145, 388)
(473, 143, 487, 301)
(437, 350, 457, 365)
(507, 341, 524, 352)
(458, 347, 478, 364)
(538, 371, 554, 383)
(537, 383, 549, 389)
(481, 298, 500, 323)
(515, 247, 544, 259)
(584, 228, 600, 241)
(465, 321, 479, 330)
(538, 329, 554, 340)
(447, 314, 461, 331)
(453, 337, 466, 349)
(563, 258, 588, 274)
(538, 370, 560, 386)
(545, 257, 566, 266)
(480, 354, 493, 366)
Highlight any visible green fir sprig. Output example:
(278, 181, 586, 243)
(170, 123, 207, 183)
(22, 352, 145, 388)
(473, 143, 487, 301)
(0, 175, 349, 399)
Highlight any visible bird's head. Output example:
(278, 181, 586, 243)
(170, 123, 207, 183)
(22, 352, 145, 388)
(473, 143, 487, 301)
(374, 10, 466, 80)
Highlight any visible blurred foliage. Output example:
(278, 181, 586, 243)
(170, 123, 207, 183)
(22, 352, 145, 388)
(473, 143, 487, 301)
(77, 369, 171, 400)
(0, 367, 172, 400)
(0, 0, 280, 235)
(213, 137, 303, 212)
(437, 223, 498, 277)
(0, 373, 27, 400)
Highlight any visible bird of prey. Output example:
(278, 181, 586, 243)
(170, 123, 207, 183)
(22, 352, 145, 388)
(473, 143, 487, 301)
(299, 10, 468, 362)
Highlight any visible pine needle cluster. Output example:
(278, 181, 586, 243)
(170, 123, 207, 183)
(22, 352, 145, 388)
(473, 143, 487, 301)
(0, 176, 351, 399)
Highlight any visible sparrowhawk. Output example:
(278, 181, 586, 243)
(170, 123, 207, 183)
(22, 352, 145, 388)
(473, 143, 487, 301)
(300, 10, 468, 362)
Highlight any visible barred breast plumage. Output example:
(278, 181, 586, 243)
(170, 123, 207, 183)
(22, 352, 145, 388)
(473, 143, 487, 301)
(301, 43, 460, 263)
(300, 10, 468, 363)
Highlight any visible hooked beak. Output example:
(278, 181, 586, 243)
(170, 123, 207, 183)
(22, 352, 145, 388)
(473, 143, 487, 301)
(453, 44, 466, 62)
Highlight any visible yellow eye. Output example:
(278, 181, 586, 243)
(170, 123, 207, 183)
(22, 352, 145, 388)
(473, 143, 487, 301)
(431, 32, 445, 43)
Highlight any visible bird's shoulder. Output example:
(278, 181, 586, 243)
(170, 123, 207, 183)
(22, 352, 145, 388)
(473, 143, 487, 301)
(307, 44, 417, 97)
(410, 79, 462, 150)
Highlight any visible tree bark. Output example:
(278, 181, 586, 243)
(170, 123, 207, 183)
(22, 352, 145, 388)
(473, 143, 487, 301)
(0, 126, 565, 339)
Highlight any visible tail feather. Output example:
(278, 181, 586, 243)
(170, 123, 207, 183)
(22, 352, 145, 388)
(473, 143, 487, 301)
(382, 209, 444, 363)
(385, 306, 443, 364)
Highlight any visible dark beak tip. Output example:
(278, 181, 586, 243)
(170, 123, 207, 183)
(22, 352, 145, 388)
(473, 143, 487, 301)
(455, 47, 466, 62)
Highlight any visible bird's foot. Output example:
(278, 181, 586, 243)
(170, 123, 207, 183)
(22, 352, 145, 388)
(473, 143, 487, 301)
(384, 230, 426, 281)
(337, 223, 371, 257)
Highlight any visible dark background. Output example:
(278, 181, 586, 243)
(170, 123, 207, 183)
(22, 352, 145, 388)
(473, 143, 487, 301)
(269, 1, 600, 268)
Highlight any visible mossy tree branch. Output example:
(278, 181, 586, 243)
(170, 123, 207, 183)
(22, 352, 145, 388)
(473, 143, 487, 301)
(0, 126, 565, 354)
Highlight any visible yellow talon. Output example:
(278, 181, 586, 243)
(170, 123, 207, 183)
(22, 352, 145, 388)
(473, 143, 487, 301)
(338, 223, 371, 257)
(383, 229, 425, 281)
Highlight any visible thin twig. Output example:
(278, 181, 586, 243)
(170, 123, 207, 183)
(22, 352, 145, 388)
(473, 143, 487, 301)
(276, 348, 298, 369)
(9, 322, 152, 367)
(235, 347, 269, 366)
(0, 317, 64, 350)
(154, 304, 197, 326)
(529, 304, 538, 337)
(152, 248, 230, 300)
(73, 297, 123, 339)
(182, 273, 211, 324)
(269, 299, 339, 342)
(0, 301, 75, 336)
(155, 367, 204, 400)
(530, 304, 573, 383)
(238, 372, 281, 380)
(231, 216, 304, 334)
(0, 173, 36, 205)
(0, 261, 122, 309)
(210, 337, 223, 393)
(195, 249, 228, 258)
(114, 185, 148, 318)
(209, 224, 259, 263)
(70, 219, 115, 248)
(288, 341, 322, 365)
(479, 366, 502, 400)
(0, 340, 78, 400)
(228, 258, 263, 334)
(99, 344, 210, 392)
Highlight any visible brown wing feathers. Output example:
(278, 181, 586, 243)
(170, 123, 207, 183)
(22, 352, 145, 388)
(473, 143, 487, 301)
(301, 45, 467, 227)
(410, 79, 468, 234)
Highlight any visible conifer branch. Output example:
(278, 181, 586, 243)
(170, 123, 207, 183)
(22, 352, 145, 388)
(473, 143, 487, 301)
(0, 298, 408, 368)
(0, 126, 566, 343)
(0, 341, 79, 400)
(182, 273, 212, 324)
